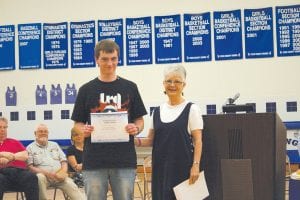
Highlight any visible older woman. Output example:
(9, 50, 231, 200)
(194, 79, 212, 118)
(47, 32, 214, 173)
(135, 65, 203, 200)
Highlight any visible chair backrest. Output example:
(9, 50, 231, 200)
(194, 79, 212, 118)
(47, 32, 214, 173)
(143, 156, 152, 181)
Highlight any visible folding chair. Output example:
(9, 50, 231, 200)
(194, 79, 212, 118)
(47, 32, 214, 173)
(143, 155, 152, 200)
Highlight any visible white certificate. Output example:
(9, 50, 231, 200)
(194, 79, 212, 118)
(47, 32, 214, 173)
(173, 171, 209, 200)
(90, 111, 129, 143)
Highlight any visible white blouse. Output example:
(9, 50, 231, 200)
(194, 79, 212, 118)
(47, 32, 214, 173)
(149, 100, 203, 134)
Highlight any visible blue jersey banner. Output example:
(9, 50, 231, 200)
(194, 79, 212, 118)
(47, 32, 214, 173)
(50, 84, 62, 104)
(276, 4, 300, 57)
(18, 23, 41, 69)
(126, 16, 152, 65)
(98, 19, 124, 66)
(154, 14, 182, 64)
(184, 12, 212, 62)
(36, 85, 47, 105)
(43, 22, 68, 69)
(65, 83, 77, 104)
(70, 21, 95, 68)
(0, 25, 15, 70)
(244, 7, 274, 58)
(213, 10, 243, 60)
(5, 86, 17, 106)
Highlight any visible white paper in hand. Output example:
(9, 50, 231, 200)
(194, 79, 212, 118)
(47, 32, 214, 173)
(173, 171, 209, 200)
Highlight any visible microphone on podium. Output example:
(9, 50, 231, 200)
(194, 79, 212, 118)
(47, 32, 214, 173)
(228, 93, 240, 105)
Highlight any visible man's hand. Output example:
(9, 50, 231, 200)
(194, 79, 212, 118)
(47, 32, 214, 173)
(0, 152, 15, 161)
(0, 157, 10, 166)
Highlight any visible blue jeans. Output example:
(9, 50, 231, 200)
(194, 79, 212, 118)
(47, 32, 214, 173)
(83, 168, 136, 200)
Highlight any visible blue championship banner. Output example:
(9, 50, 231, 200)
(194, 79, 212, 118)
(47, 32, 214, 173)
(154, 14, 182, 64)
(276, 4, 300, 57)
(18, 23, 41, 69)
(0, 25, 15, 70)
(213, 10, 243, 60)
(98, 19, 124, 66)
(70, 21, 95, 68)
(126, 16, 152, 65)
(184, 12, 212, 62)
(244, 7, 274, 58)
(43, 22, 68, 69)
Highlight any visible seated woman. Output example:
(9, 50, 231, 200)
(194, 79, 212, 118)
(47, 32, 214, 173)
(66, 127, 84, 187)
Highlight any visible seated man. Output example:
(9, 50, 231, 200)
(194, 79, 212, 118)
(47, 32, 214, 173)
(0, 117, 39, 200)
(26, 123, 84, 200)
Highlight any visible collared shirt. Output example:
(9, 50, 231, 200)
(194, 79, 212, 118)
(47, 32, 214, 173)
(27, 141, 67, 172)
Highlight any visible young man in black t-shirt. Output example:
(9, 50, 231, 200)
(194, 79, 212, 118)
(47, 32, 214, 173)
(71, 39, 147, 200)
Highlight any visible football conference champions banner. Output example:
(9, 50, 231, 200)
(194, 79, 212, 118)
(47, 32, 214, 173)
(0, 25, 15, 70)
(18, 23, 42, 69)
(98, 19, 124, 66)
(126, 16, 152, 65)
(43, 22, 68, 69)
(244, 7, 274, 58)
(213, 10, 243, 60)
(70, 21, 95, 68)
(154, 14, 182, 64)
(184, 12, 212, 62)
(276, 4, 300, 57)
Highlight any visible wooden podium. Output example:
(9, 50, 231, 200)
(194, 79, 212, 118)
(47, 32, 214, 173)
(201, 113, 286, 200)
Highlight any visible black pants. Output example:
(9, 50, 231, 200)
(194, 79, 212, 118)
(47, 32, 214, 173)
(0, 167, 39, 200)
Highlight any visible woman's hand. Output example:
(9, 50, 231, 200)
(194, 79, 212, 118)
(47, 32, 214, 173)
(189, 164, 200, 184)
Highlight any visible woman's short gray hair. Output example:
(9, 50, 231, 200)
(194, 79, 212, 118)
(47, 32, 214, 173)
(163, 65, 186, 80)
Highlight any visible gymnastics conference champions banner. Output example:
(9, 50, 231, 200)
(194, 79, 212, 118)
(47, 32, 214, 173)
(126, 16, 152, 65)
(276, 4, 300, 57)
(213, 10, 243, 60)
(98, 19, 124, 66)
(154, 14, 182, 64)
(18, 23, 42, 69)
(43, 22, 68, 69)
(70, 21, 95, 68)
(184, 12, 212, 62)
(0, 25, 15, 70)
(244, 7, 274, 58)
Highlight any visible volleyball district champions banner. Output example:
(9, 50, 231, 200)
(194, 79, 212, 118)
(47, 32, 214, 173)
(98, 19, 124, 66)
(18, 23, 41, 69)
(70, 21, 95, 68)
(0, 4, 300, 70)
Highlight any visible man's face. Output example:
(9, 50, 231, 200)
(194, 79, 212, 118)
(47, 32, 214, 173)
(96, 50, 119, 76)
(35, 125, 49, 145)
(0, 120, 8, 142)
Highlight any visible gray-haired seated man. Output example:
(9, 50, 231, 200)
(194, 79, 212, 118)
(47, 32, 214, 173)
(26, 123, 85, 200)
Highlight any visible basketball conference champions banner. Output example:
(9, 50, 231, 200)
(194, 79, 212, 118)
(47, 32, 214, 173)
(213, 9, 243, 60)
(18, 23, 42, 69)
(126, 16, 152, 65)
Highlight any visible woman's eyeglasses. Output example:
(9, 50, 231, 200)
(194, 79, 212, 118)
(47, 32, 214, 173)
(164, 80, 184, 85)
